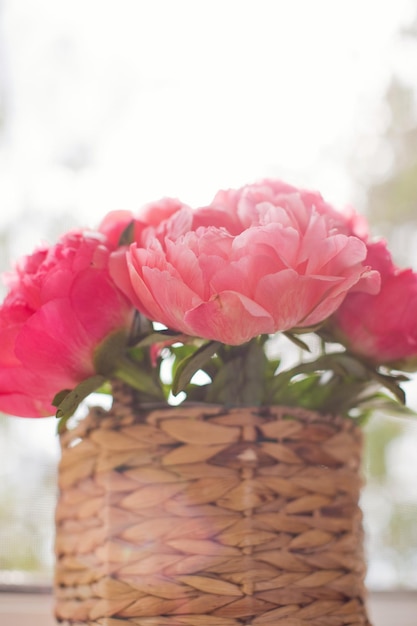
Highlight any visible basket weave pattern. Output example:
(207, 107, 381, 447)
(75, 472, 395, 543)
(55, 386, 372, 625)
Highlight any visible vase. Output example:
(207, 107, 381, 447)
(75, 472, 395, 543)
(54, 382, 372, 625)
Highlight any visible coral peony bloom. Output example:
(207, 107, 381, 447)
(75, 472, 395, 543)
(99, 198, 194, 248)
(99, 196, 246, 250)
(110, 180, 380, 345)
(0, 231, 134, 417)
(210, 179, 350, 232)
(331, 240, 417, 367)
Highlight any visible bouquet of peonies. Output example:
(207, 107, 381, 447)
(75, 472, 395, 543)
(0, 179, 415, 428)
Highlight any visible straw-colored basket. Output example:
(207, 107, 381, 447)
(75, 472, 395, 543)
(55, 383, 372, 625)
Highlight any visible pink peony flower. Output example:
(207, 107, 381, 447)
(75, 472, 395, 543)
(99, 198, 193, 248)
(0, 231, 134, 417)
(331, 240, 417, 367)
(210, 179, 349, 232)
(99, 192, 258, 253)
(110, 180, 380, 345)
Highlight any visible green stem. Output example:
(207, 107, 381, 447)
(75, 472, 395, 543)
(113, 355, 164, 399)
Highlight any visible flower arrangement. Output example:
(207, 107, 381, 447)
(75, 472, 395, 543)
(0, 179, 415, 428)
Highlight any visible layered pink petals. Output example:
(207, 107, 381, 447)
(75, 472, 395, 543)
(0, 231, 134, 417)
(331, 241, 417, 366)
(99, 194, 251, 250)
(2, 179, 396, 419)
(111, 183, 379, 345)
(210, 179, 352, 233)
(99, 198, 193, 248)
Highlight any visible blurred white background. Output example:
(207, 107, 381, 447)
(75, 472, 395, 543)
(0, 0, 417, 589)
(0, 0, 415, 235)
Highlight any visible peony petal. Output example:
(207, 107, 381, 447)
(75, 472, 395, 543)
(208, 254, 278, 298)
(98, 209, 135, 248)
(14, 300, 95, 383)
(0, 230, 134, 417)
(301, 288, 351, 326)
(233, 223, 299, 269)
(121, 244, 191, 325)
(256, 269, 344, 329)
(332, 266, 417, 365)
(139, 198, 189, 226)
(140, 266, 202, 333)
(307, 235, 366, 274)
(184, 291, 274, 344)
(192, 206, 243, 235)
(109, 248, 157, 320)
(164, 239, 205, 298)
(70, 269, 133, 340)
(0, 390, 54, 417)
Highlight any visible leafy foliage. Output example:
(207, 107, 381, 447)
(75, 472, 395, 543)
(53, 375, 107, 432)
(121, 329, 413, 424)
(53, 323, 415, 425)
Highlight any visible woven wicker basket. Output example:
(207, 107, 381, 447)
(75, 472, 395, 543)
(55, 383, 372, 625)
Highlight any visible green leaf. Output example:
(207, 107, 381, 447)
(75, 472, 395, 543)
(172, 341, 221, 396)
(129, 311, 153, 344)
(93, 330, 129, 376)
(331, 353, 370, 379)
(94, 327, 165, 401)
(283, 332, 311, 352)
(271, 372, 322, 407)
(118, 220, 135, 246)
(114, 356, 164, 399)
(357, 392, 417, 418)
(206, 340, 267, 405)
(55, 374, 107, 424)
(182, 383, 211, 402)
(134, 330, 187, 349)
(370, 370, 407, 404)
(52, 388, 72, 407)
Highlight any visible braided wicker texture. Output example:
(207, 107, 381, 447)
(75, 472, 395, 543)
(55, 385, 372, 625)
